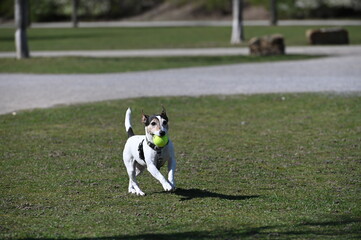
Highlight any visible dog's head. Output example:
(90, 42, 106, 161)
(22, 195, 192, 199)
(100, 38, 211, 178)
(142, 107, 169, 137)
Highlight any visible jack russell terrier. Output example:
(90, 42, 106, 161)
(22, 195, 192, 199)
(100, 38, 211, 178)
(122, 107, 176, 196)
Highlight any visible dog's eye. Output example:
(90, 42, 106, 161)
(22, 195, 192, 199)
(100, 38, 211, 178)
(151, 122, 157, 126)
(163, 121, 167, 125)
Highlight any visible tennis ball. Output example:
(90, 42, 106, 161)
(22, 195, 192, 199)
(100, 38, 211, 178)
(153, 134, 169, 147)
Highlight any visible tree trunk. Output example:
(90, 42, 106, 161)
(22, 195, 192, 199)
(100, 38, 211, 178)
(270, 0, 278, 26)
(26, 0, 31, 28)
(231, 0, 244, 44)
(15, 0, 29, 59)
(72, 0, 79, 28)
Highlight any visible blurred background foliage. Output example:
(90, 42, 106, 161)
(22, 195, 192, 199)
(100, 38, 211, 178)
(1, 0, 361, 22)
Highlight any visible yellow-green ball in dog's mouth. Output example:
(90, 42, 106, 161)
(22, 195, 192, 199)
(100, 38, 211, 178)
(153, 134, 169, 147)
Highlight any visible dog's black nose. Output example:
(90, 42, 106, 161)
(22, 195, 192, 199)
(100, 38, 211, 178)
(159, 130, 166, 137)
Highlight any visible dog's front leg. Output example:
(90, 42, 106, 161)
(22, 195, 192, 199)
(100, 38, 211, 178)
(167, 159, 176, 188)
(147, 163, 174, 192)
(167, 150, 176, 189)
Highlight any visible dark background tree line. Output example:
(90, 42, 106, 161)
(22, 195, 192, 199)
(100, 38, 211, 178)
(1, 0, 361, 23)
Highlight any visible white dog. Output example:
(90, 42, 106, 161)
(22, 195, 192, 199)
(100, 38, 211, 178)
(122, 107, 176, 196)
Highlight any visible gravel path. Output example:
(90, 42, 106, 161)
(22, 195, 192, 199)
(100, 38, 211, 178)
(1, 46, 361, 58)
(0, 46, 360, 114)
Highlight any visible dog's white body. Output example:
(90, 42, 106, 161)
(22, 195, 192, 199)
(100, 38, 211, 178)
(122, 108, 176, 196)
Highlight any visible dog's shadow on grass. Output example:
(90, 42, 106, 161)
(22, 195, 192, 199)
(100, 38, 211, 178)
(172, 188, 260, 201)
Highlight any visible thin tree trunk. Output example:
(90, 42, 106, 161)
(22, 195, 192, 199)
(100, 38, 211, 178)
(270, 0, 278, 26)
(231, 0, 244, 44)
(15, 0, 29, 59)
(72, 0, 79, 28)
(26, 0, 31, 28)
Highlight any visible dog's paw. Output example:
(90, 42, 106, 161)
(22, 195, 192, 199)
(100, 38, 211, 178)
(136, 191, 146, 196)
(162, 182, 175, 192)
(129, 189, 145, 196)
(168, 180, 176, 189)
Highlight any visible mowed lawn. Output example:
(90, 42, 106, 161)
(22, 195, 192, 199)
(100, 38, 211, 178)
(1, 94, 360, 239)
(1, 25, 361, 52)
(0, 55, 320, 74)
(0, 25, 357, 73)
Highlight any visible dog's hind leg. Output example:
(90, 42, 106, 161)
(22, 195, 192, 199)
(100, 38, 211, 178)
(126, 162, 145, 196)
(127, 163, 145, 194)
(135, 162, 146, 176)
(128, 180, 136, 194)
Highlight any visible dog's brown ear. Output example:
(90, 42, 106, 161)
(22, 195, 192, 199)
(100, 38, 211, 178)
(141, 110, 149, 125)
(160, 106, 168, 121)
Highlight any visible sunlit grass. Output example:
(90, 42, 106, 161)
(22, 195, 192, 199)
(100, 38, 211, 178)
(1, 93, 360, 239)
(0, 54, 320, 74)
(0, 25, 360, 52)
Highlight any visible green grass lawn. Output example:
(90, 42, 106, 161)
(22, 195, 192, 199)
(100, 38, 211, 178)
(0, 55, 320, 74)
(1, 25, 361, 52)
(1, 94, 360, 239)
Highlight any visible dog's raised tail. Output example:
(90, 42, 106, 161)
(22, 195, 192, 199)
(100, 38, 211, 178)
(125, 108, 135, 138)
